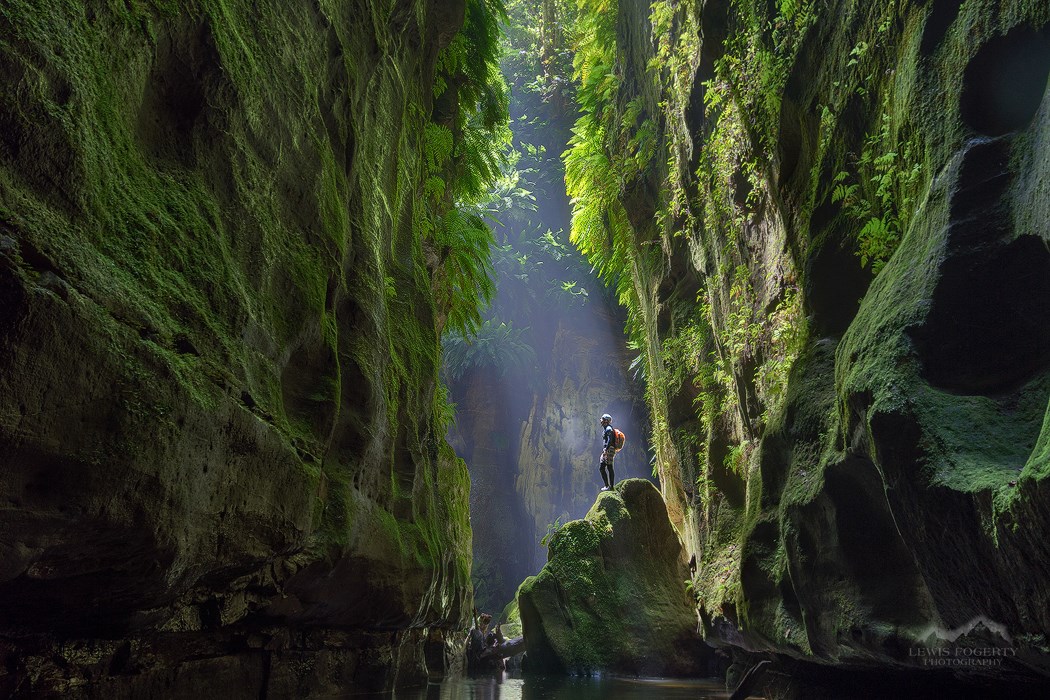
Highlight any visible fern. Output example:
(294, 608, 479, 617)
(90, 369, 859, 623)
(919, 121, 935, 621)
(443, 319, 537, 381)
(857, 215, 899, 273)
(425, 0, 511, 339)
(435, 208, 497, 338)
(833, 99, 923, 273)
(425, 123, 454, 173)
(563, 0, 658, 383)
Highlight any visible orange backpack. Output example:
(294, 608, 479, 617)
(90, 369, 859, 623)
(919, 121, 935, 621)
(613, 428, 626, 451)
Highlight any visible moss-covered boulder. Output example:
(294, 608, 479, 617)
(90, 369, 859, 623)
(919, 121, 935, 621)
(516, 478, 710, 676)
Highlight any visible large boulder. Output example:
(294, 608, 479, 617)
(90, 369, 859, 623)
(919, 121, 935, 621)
(516, 478, 711, 675)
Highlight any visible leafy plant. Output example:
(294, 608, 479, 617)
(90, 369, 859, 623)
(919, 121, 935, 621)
(435, 380, 459, 433)
(443, 319, 537, 382)
(684, 577, 698, 602)
(424, 0, 512, 338)
(503, 0, 577, 103)
(832, 106, 923, 273)
(433, 207, 498, 337)
(540, 515, 566, 547)
(564, 0, 654, 333)
(755, 286, 806, 425)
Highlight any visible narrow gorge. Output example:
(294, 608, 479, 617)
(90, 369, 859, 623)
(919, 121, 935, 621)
(1, 0, 1049, 698)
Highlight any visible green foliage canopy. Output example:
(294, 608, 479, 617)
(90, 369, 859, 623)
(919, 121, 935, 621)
(427, 0, 512, 339)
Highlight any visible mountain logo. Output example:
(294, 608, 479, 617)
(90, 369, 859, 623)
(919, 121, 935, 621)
(922, 615, 1013, 645)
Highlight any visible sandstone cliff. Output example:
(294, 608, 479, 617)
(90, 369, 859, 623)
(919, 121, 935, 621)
(0, 1, 478, 695)
(563, 0, 1050, 694)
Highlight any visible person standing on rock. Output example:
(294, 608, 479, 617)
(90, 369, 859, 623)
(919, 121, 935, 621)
(599, 413, 617, 491)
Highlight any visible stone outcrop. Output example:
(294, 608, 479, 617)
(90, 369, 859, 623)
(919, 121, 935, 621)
(567, 0, 1050, 694)
(0, 1, 472, 695)
(448, 83, 650, 614)
(516, 479, 711, 676)
(454, 301, 650, 615)
(514, 312, 651, 568)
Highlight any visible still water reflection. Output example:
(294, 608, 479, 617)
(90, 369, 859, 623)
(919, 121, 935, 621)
(363, 673, 730, 700)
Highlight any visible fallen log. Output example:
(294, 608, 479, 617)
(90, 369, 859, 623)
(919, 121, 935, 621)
(481, 635, 525, 661)
(468, 635, 526, 672)
(730, 659, 771, 700)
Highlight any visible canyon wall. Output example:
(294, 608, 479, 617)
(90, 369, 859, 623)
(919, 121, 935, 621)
(0, 1, 475, 695)
(570, 0, 1050, 692)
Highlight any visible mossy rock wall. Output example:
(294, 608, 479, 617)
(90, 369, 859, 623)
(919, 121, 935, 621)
(0, 0, 472, 695)
(573, 0, 1050, 688)
(516, 479, 710, 676)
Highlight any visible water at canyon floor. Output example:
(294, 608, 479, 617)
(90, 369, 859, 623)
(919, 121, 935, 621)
(359, 673, 731, 700)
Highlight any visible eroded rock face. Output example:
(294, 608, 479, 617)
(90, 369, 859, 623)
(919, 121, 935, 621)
(573, 0, 1050, 692)
(516, 479, 711, 676)
(721, 6, 1050, 683)
(0, 0, 471, 695)
(514, 314, 651, 568)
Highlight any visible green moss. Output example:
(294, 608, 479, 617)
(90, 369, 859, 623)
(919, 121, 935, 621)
(584, 490, 630, 529)
(0, 0, 488, 632)
(520, 521, 623, 672)
(0, 1, 351, 433)
(517, 480, 703, 674)
(916, 381, 1047, 492)
(499, 597, 522, 637)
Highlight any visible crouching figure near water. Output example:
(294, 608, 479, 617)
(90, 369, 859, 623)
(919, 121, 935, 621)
(465, 612, 526, 674)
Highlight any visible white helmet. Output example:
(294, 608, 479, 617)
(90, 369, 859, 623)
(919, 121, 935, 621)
(600, 413, 612, 423)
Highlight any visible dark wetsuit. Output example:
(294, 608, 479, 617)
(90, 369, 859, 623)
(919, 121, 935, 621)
(600, 424, 616, 488)
(466, 624, 506, 673)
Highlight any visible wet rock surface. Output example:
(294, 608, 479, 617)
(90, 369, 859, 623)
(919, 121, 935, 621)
(0, 0, 472, 694)
(516, 479, 712, 676)
(576, 0, 1050, 695)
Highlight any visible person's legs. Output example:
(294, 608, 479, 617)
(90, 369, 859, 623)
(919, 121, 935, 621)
(603, 446, 617, 487)
(599, 445, 617, 490)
